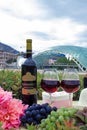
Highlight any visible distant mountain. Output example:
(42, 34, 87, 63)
(0, 42, 19, 54)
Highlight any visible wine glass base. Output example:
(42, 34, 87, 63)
(42, 99, 72, 108)
(42, 91, 73, 108)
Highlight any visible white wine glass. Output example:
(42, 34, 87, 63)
(61, 68, 80, 107)
(41, 68, 60, 104)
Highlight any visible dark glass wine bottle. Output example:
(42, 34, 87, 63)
(21, 39, 37, 105)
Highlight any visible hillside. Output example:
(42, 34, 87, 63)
(0, 42, 19, 54)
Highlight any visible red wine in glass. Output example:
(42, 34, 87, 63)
(61, 79, 80, 93)
(61, 68, 80, 107)
(41, 79, 60, 93)
(41, 68, 60, 104)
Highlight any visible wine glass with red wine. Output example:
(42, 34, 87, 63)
(61, 68, 80, 106)
(41, 68, 60, 104)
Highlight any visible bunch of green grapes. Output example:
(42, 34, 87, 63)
(38, 107, 77, 130)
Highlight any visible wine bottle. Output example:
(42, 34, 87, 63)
(21, 39, 37, 105)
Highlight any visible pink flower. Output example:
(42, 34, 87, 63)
(0, 87, 28, 130)
(0, 87, 12, 105)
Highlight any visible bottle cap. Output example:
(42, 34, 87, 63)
(26, 39, 32, 51)
(26, 39, 32, 43)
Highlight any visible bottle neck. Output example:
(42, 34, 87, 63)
(26, 50, 32, 58)
(26, 40, 32, 58)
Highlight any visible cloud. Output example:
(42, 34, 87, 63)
(36, 0, 87, 23)
(0, 0, 87, 52)
(31, 31, 51, 40)
(0, 0, 46, 19)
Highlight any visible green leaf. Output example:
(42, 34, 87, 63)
(80, 125, 87, 130)
(27, 124, 37, 130)
(75, 114, 85, 122)
(85, 117, 87, 124)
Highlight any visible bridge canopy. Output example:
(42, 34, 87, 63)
(34, 45, 87, 70)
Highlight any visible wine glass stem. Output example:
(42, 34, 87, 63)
(49, 93, 52, 105)
(69, 93, 72, 107)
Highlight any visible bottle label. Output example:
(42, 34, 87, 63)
(22, 72, 37, 95)
(22, 88, 36, 95)
(22, 72, 36, 81)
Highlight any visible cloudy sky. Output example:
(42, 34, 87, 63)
(0, 0, 87, 52)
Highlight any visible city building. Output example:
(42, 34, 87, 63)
(0, 50, 17, 68)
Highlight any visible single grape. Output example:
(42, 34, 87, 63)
(51, 111, 56, 117)
(45, 118, 50, 124)
(31, 110, 37, 117)
(32, 120, 38, 125)
(25, 111, 32, 118)
(28, 106, 34, 111)
(27, 117, 33, 124)
(42, 103, 49, 108)
(35, 114, 42, 121)
(20, 115, 27, 123)
(40, 121, 46, 128)
(57, 109, 64, 116)
(36, 109, 39, 114)
(35, 104, 42, 110)
(45, 105, 52, 114)
(32, 103, 37, 106)
(52, 106, 57, 111)
(40, 108, 46, 115)
(50, 116, 56, 122)
(58, 115, 64, 123)
(63, 111, 69, 117)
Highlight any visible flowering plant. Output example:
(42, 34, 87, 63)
(0, 87, 28, 130)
